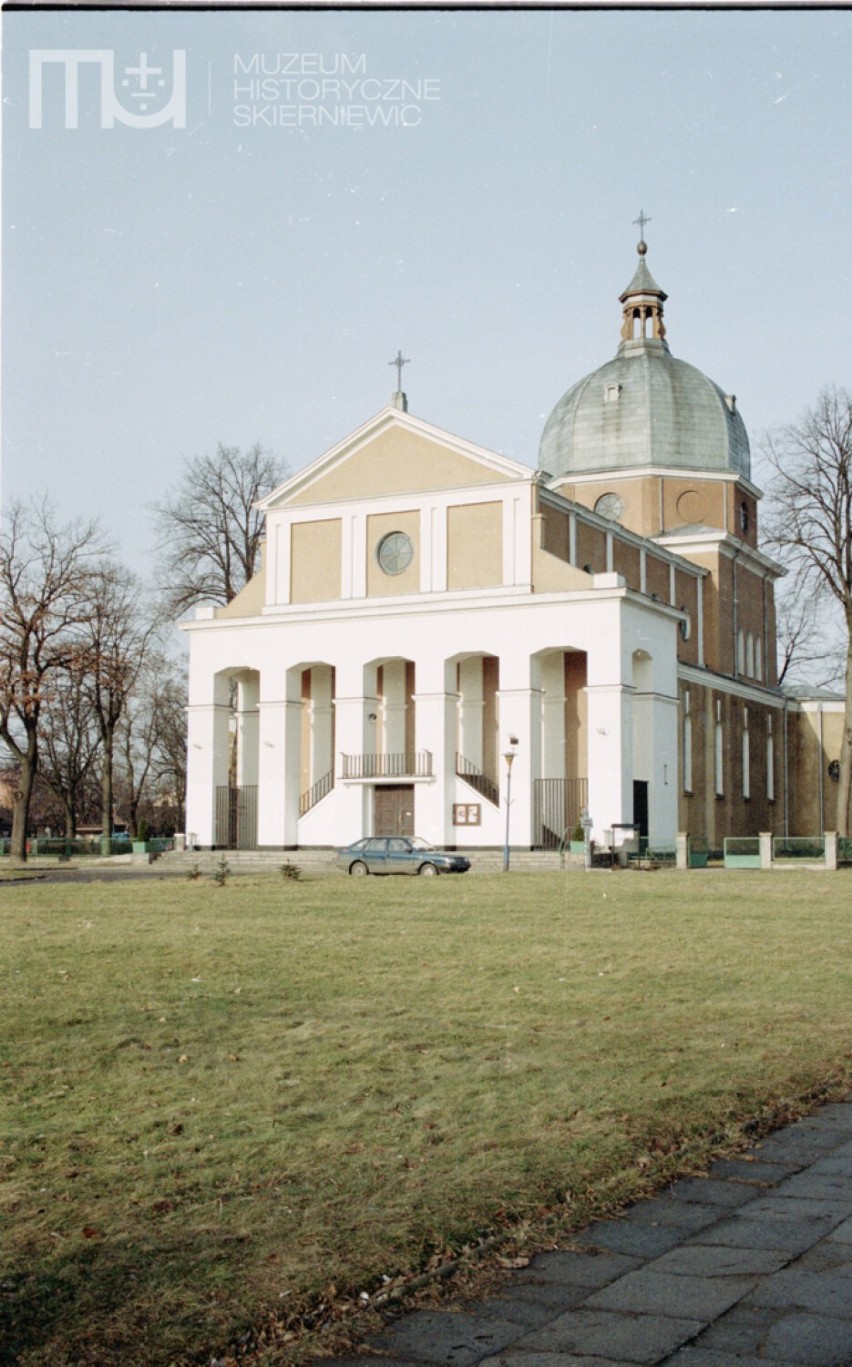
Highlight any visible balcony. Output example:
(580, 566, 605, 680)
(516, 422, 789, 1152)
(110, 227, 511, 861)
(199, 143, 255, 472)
(340, 751, 433, 780)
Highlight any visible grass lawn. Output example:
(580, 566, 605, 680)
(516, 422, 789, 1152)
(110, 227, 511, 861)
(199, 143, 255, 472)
(1, 869, 850, 1365)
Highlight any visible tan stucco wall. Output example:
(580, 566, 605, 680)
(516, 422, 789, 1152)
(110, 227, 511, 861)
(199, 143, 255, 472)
(289, 519, 343, 603)
(787, 706, 844, 834)
(447, 502, 503, 590)
(366, 509, 420, 596)
(564, 651, 588, 782)
(663, 478, 727, 534)
(286, 428, 507, 506)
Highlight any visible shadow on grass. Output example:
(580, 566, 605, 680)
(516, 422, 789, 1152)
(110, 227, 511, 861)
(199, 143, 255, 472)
(0, 1231, 251, 1367)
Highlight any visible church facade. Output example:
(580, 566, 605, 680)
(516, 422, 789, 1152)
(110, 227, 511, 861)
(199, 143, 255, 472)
(183, 239, 829, 854)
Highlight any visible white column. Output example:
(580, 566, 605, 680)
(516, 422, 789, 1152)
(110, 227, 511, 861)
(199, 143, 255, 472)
(496, 654, 542, 849)
(185, 687, 231, 848)
(412, 657, 457, 845)
(333, 660, 377, 836)
(632, 690, 679, 847)
(255, 697, 300, 847)
(585, 684, 633, 844)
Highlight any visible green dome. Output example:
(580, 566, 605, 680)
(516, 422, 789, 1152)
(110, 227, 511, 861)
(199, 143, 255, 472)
(540, 246, 751, 482)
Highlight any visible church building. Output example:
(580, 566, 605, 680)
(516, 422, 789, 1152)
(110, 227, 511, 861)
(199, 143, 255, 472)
(183, 234, 826, 855)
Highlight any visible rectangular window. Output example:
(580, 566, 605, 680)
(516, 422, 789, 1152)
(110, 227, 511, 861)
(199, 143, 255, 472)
(682, 690, 693, 793)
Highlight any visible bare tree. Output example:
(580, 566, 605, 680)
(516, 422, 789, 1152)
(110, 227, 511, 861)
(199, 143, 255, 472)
(39, 662, 102, 837)
(774, 572, 845, 690)
(762, 385, 852, 834)
(152, 669, 188, 832)
(115, 655, 185, 837)
(0, 502, 105, 862)
(81, 563, 158, 851)
(153, 443, 286, 616)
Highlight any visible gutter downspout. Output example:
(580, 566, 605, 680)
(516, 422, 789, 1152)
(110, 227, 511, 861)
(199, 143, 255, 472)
(818, 703, 825, 836)
(783, 695, 790, 839)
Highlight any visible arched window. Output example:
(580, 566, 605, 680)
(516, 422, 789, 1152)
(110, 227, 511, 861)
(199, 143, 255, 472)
(746, 633, 755, 678)
(715, 701, 724, 797)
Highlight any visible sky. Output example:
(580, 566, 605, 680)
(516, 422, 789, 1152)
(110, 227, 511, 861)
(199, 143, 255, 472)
(3, 6, 851, 581)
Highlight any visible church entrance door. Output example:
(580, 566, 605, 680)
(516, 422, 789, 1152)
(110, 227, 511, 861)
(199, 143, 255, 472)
(633, 780, 649, 841)
(374, 785, 415, 837)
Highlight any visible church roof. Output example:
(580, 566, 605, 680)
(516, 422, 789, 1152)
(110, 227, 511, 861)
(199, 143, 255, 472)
(540, 241, 751, 483)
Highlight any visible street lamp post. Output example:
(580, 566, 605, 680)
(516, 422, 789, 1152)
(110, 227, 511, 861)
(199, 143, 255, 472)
(502, 735, 519, 872)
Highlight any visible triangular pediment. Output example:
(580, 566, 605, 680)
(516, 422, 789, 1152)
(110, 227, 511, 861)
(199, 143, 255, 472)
(260, 408, 533, 510)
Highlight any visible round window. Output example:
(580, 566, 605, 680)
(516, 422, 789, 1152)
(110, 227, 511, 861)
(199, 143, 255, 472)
(377, 531, 414, 576)
(594, 492, 624, 522)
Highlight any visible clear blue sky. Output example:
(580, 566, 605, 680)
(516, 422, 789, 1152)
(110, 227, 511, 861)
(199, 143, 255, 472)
(3, 7, 851, 578)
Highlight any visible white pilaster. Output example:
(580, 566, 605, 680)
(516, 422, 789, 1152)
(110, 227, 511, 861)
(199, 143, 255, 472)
(185, 701, 231, 847)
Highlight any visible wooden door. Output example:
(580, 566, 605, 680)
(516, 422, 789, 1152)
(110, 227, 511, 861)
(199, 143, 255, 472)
(374, 785, 415, 836)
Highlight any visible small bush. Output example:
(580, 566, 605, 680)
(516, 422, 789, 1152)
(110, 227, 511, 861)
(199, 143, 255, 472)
(186, 862, 202, 882)
(212, 855, 231, 887)
(280, 861, 302, 881)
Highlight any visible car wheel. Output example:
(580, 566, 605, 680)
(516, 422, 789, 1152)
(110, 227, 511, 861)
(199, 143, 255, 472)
(419, 862, 439, 876)
(349, 861, 368, 876)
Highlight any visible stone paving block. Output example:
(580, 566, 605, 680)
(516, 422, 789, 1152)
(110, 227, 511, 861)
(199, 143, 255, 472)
(577, 1220, 686, 1260)
(753, 1132, 843, 1164)
(772, 1171, 852, 1207)
(666, 1178, 758, 1209)
(808, 1148, 852, 1177)
(697, 1303, 781, 1353)
(788, 1105, 852, 1133)
(621, 1197, 724, 1233)
(744, 1194, 850, 1221)
(512, 1249, 641, 1289)
(648, 1244, 789, 1279)
(690, 1213, 838, 1255)
(481, 1354, 630, 1367)
(473, 1286, 592, 1328)
(584, 1268, 755, 1321)
(706, 1157, 798, 1185)
(763, 1311, 852, 1364)
(793, 1243, 852, 1275)
(663, 1350, 771, 1367)
(367, 1310, 527, 1365)
(513, 1307, 705, 1363)
(744, 1267, 852, 1317)
(828, 1216, 852, 1245)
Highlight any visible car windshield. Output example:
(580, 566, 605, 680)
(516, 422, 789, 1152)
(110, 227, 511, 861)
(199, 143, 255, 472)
(407, 838, 435, 851)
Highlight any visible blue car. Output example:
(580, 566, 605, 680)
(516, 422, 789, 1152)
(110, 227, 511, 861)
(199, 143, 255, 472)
(337, 836, 471, 876)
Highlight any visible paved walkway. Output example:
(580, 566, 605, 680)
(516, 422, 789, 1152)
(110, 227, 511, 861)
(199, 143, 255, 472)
(328, 1100, 852, 1367)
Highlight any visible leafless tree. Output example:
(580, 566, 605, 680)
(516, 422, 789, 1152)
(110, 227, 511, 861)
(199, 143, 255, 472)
(153, 443, 286, 616)
(762, 385, 852, 834)
(81, 563, 159, 850)
(115, 656, 186, 836)
(774, 573, 845, 690)
(39, 662, 102, 837)
(0, 502, 105, 862)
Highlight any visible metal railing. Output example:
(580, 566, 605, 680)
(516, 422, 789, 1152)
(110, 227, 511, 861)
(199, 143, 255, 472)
(300, 770, 334, 816)
(532, 777, 589, 850)
(455, 753, 500, 807)
(340, 751, 433, 779)
(215, 785, 258, 850)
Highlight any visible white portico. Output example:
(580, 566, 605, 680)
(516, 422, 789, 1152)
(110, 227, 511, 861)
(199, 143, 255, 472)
(183, 402, 688, 853)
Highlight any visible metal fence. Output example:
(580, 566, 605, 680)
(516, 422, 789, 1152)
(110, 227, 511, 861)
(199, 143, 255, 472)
(532, 777, 588, 850)
(215, 785, 258, 850)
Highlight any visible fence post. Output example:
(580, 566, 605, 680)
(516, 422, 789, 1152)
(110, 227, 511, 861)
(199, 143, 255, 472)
(759, 832, 772, 870)
(676, 832, 689, 870)
(824, 831, 838, 871)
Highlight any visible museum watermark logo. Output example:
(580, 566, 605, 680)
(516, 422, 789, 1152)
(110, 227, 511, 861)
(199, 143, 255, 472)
(29, 49, 186, 129)
(232, 53, 441, 128)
